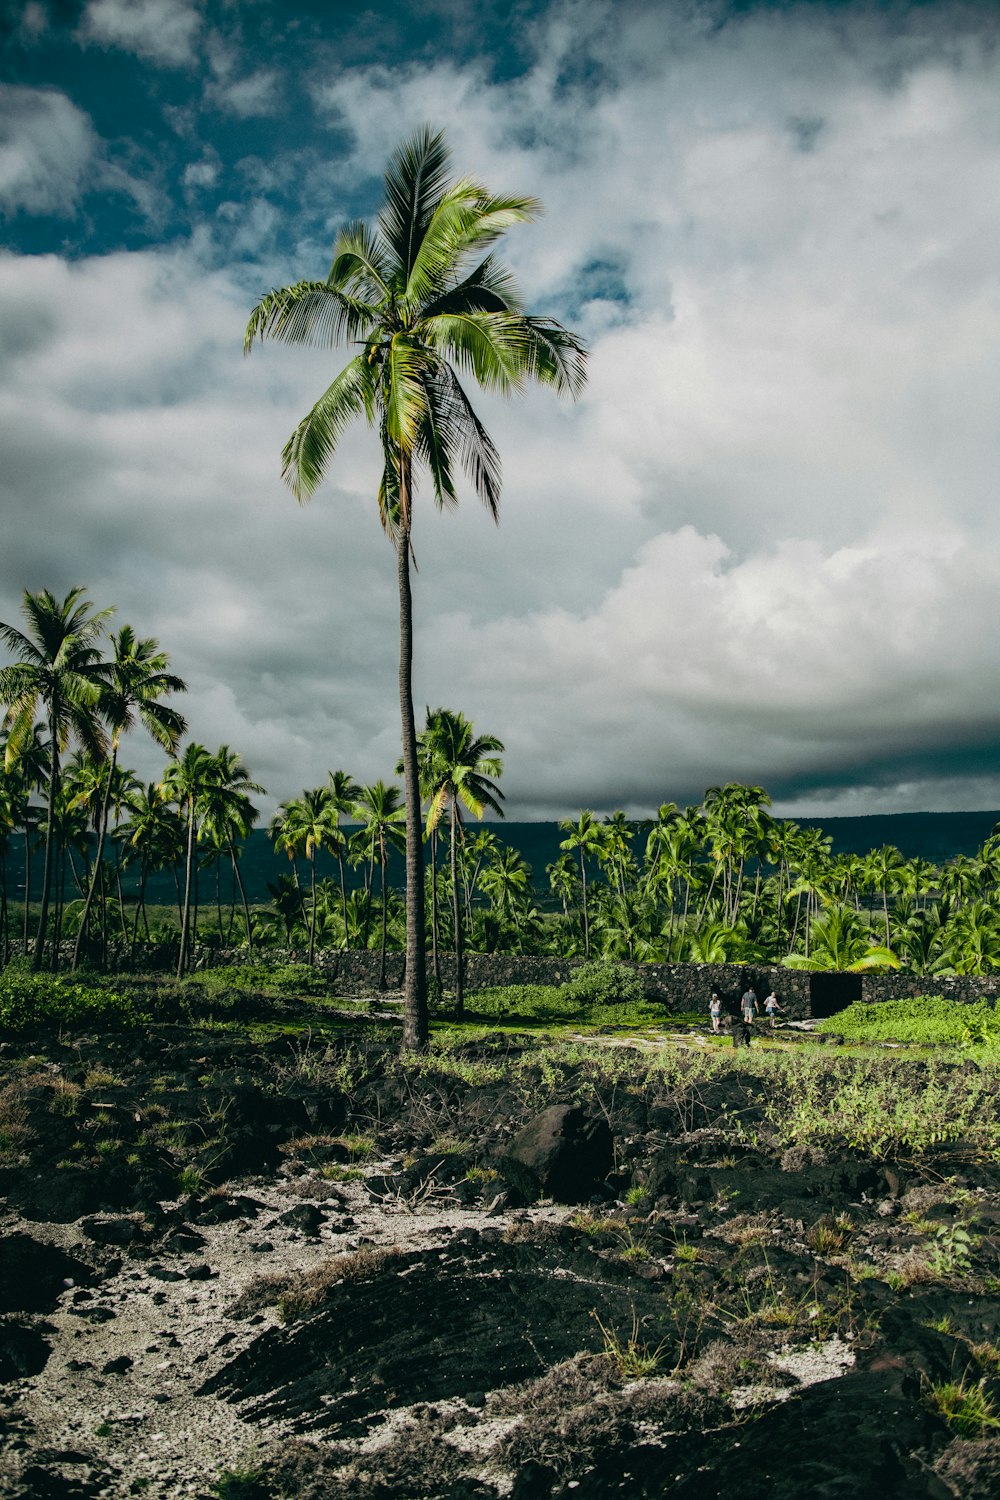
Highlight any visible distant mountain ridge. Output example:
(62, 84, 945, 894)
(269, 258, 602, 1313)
(217, 809, 1000, 903)
(9, 811, 1000, 906)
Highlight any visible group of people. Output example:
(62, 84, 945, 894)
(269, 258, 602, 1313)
(708, 984, 783, 1044)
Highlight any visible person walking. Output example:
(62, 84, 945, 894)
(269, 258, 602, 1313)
(709, 991, 723, 1034)
(736, 985, 759, 1047)
(764, 989, 783, 1031)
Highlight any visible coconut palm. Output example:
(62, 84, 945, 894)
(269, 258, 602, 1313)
(0, 724, 47, 956)
(160, 743, 217, 977)
(784, 904, 899, 972)
(417, 707, 503, 1015)
(0, 587, 114, 968)
(199, 747, 263, 951)
(357, 781, 406, 990)
(71, 626, 186, 969)
(327, 770, 362, 949)
(271, 787, 336, 965)
(559, 811, 604, 958)
(117, 782, 184, 959)
(245, 127, 586, 1047)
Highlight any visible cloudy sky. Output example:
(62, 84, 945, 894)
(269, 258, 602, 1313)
(2, 0, 1000, 820)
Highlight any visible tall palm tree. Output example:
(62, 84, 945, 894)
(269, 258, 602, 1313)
(161, 742, 216, 977)
(272, 787, 335, 965)
(327, 769, 362, 949)
(1, 724, 47, 956)
(245, 127, 587, 1048)
(199, 746, 263, 951)
(357, 780, 406, 991)
(71, 626, 186, 969)
(0, 587, 113, 969)
(559, 811, 603, 958)
(417, 707, 504, 1016)
(117, 782, 184, 959)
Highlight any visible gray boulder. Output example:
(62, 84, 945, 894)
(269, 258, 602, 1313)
(500, 1104, 613, 1204)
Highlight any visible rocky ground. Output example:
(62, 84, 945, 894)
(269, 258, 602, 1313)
(2, 1021, 1000, 1498)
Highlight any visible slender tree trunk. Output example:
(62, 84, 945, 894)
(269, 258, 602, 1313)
(73, 749, 117, 970)
(450, 801, 464, 1017)
(308, 851, 317, 966)
(0, 846, 8, 964)
(336, 848, 349, 949)
(579, 849, 590, 959)
(22, 826, 32, 957)
(378, 848, 388, 991)
(429, 827, 441, 986)
(229, 839, 253, 952)
(33, 711, 59, 972)
(397, 500, 427, 1050)
(130, 858, 149, 969)
(177, 801, 195, 979)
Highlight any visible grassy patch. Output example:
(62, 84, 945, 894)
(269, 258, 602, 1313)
(818, 996, 1000, 1047)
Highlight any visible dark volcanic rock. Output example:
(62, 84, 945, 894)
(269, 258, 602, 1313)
(0, 1235, 96, 1315)
(500, 1106, 613, 1204)
(201, 1233, 664, 1436)
(0, 1319, 53, 1381)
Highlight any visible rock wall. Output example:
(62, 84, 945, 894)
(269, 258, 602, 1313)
(72, 943, 999, 1016)
(859, 971, 1000, 1005)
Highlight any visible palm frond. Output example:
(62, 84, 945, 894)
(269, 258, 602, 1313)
(438, 366, 502, 517)
(245, 280, 375, 353)
(382, 334, 427, 452)
(415, 373, 459, 510)
(523, 316, 589, 397)
(377, 126, 452, 281)
(420, 254, 523, 318)
(281, 355, 376, 500)
(328, 221, 395, 301)
(404, 188, 538, 310)
(424, 310, 532, 395)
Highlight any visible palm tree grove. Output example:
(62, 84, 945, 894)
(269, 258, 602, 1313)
(6, 103, 1000, 1500)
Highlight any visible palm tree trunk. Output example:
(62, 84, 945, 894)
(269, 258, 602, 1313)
(228, 838, 254, 952)
(22, 826, 32, 957)
(177, 800, 195, 979)
(0, 846, 8, 964)
(429, 827, 441, 986)
(578, 849, 590, 959)
(450, 801, 464, 1018)
(73, 747, 117, 970)
(130, 857, 149, 969)
(33, 710, 59, 972)
(308, 850, 317, 966)
(397, 500, 427, 1050)
(378, 849, 388, 991)
(336, 848, 349, 950)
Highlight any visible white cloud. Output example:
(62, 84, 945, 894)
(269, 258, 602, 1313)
(205, 68, 280, 118)
(183, 156, 219, 190)
(76, 0, 202, 67)
(0, 86, 96, 215)
(4, 3, 1000, 817)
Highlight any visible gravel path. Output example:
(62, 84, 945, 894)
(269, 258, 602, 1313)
(2, 1170, 569, 1498)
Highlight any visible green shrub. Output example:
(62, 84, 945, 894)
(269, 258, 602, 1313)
(463, 975, 661, 1029)
(818, 996, 1000, 1046)
(0, 971, 145, 1032)
(194, 963, 323, 997)
(564, 961, 645, 1007)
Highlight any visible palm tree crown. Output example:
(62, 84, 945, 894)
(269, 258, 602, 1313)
(245, 126, 587, 1047)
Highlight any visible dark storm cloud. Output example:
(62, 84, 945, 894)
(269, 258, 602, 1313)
(2, 0, 1000, 818)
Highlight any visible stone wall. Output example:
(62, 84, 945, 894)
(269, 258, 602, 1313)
(76, 943, 999, 1017)
(859, 972, 1000, 1005)
(145, 946, 813, 1017)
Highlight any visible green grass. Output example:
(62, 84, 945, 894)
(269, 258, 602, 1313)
(818, 995, 1000, 1047)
